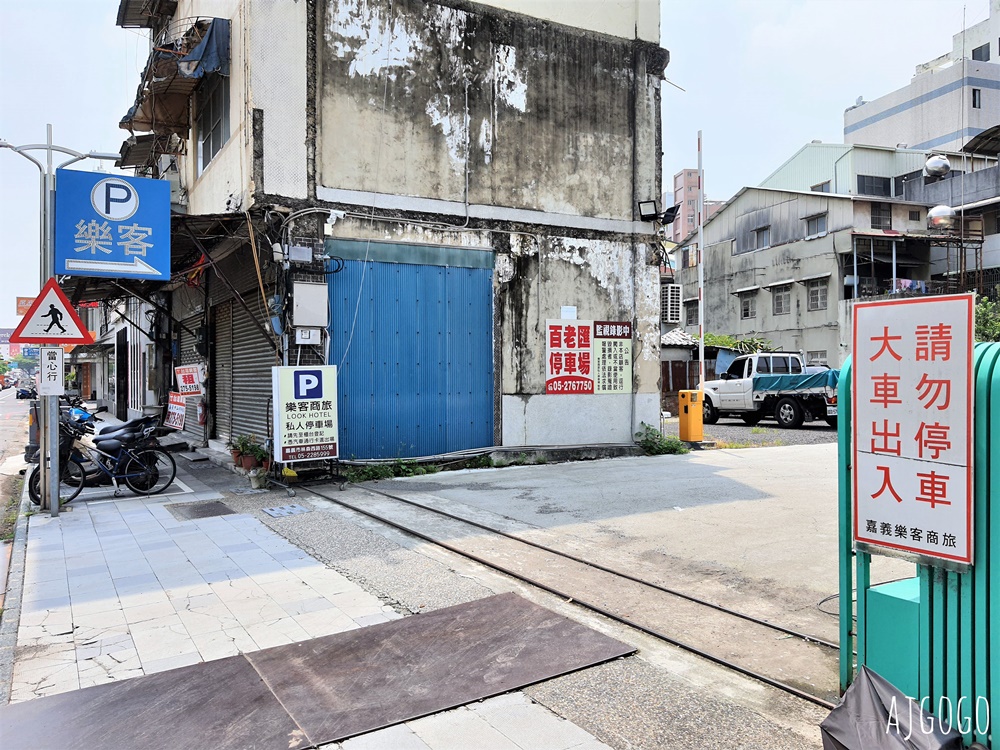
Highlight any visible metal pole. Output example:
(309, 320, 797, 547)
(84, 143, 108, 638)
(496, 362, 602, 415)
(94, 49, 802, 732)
(891, 239, 897, 293)
(853, 236, 858, 299)
(36, 148, 50, 512)
(44, 125, 60, 517)
(0, 127, 120, 515)
(697, 130, 705, 389)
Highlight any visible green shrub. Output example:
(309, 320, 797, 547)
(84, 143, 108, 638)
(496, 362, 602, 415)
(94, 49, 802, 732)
(635, 423, 690, 455)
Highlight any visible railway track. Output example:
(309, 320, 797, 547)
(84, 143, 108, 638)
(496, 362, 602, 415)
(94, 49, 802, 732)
(301, 482, 840, 710)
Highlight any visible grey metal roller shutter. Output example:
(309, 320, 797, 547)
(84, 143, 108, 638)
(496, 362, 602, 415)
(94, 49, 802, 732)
(230, 299, 276, 441)
(212, 301, 233, 443)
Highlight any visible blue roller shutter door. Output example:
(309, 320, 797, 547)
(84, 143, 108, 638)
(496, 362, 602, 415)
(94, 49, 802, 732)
(329, 259, 493, 459)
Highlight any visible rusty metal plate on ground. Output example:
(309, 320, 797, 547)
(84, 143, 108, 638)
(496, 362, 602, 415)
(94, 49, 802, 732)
(165, 499, 236, 521)
(0, 594, 632, 749)
(245, 592, 635, 744)
(0, 657, 303, 750)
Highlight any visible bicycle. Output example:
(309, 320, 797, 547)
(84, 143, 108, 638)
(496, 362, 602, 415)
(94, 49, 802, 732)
(28, 417, 176, 506)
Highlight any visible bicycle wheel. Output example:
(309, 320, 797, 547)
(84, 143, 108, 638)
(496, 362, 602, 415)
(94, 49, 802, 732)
(123, 449, 177, 495)
(27, 459, 86, 506)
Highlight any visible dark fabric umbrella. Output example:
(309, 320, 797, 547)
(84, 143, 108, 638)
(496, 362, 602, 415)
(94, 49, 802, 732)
(820, 667, 965, 750)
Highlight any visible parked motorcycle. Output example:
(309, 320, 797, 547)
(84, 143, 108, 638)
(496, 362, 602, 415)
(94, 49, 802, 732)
(16, 385, 37, 399)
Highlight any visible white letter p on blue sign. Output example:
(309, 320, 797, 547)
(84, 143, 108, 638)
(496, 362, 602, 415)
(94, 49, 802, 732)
(295, 370, 322, 399)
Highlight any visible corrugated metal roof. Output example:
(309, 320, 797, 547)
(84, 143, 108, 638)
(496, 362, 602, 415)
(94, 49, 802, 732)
(963, 125, 1000, 156)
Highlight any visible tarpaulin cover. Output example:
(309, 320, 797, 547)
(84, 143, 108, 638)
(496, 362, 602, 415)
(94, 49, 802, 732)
(120, 18, 230, 133)
(178, 18, 231, 77)
(820, 667, 964, 750)
(753, 369, 839, 392)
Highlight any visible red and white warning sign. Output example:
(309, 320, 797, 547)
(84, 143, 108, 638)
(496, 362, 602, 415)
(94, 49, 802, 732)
(10, 278, 94, 345)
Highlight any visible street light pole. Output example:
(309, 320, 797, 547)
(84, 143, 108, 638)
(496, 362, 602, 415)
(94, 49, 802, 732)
(0, 125, 119, 516)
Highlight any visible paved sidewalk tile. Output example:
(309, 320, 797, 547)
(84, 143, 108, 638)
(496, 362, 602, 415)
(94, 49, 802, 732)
(9, 491, 394, 703)
(8, 474, 613, 750)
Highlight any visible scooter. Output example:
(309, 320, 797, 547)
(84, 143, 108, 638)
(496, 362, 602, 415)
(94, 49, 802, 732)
(16, 385, 37, 399)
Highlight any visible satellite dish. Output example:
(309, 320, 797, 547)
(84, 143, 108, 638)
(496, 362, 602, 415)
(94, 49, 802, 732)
(923, 154, 951, 178)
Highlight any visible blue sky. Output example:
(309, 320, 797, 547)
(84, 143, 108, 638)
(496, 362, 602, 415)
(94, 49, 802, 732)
(662, 0, 991, 201)
(0, 0, 991, 328)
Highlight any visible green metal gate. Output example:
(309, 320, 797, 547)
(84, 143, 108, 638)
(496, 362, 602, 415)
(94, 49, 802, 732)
(839, 342, 1000, 744)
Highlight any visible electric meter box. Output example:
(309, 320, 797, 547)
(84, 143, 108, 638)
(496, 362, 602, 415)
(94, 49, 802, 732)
(292, 282, 329, 328)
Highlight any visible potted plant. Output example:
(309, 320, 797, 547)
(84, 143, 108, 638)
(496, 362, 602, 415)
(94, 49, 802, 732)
(226, 437, 242, 464)
(240, 439, 262, 471)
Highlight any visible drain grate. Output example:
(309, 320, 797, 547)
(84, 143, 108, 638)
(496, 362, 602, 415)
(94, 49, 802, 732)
(262, 504, 312, 518)
(166, 500, 236, 521)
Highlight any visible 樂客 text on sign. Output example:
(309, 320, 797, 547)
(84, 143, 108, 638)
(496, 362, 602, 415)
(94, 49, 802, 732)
(852, 294, 974, 565)
(54, 169, 170, 280)
(272, 366, 339, 462)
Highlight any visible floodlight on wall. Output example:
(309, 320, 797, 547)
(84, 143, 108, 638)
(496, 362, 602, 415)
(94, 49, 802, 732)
(638, 200, 680, 225)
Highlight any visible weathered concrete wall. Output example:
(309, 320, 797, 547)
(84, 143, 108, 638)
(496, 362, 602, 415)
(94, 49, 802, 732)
(174, 0, 253, 215)
(675, 189, 854, 365)
(317, 0, 662, 221)
(497, 233, 660, 444)
(478, 0, 660, 43)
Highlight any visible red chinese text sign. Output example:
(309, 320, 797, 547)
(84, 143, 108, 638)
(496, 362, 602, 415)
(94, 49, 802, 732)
(545, 320, 594, 394)
(852, 294, 974, 565)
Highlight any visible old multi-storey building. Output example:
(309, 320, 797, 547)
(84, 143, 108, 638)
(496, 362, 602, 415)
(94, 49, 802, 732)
(844, 0, 1000, 152)
(89, 0, 669, 457)
(674, 143, 995, 367)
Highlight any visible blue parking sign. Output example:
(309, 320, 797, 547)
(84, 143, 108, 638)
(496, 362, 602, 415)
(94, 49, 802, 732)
(54, 169, 170, 280)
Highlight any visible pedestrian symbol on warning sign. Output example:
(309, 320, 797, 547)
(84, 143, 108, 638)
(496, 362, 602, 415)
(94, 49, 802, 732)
(41, 305, 66, 333)
(9, 278, 94, 346)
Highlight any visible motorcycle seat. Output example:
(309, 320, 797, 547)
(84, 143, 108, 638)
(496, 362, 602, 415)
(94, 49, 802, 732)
(95, 418, 152, 436)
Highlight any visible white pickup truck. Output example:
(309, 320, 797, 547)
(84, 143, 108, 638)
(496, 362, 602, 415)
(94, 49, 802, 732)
(701, 352, 839, 428)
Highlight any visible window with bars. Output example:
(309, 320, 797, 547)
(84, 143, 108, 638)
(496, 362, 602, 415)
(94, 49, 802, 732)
(807, 279, 828, 311)
(685, 301, 698, 326)
(806, 350, 828, 366)
(871, 203, 892, 230)
(197, 73, 231, 174)
(857, 175, 891, 197)
(739, 292, 756, 320)
(772, 284, 791, 315)
(660, 284, 682, 324)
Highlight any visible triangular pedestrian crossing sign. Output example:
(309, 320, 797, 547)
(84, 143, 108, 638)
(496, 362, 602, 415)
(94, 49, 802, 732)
(10, 278, 95, 345)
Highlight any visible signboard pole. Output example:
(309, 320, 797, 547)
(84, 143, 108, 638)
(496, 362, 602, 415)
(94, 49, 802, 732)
(0, 125, 119, 515)
(43, 128, 58, 514)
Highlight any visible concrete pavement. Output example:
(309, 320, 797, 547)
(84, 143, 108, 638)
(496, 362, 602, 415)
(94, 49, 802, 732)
(0, 452, 613, 750)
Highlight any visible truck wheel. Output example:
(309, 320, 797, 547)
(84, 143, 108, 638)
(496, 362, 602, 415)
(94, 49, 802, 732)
(825, 416, 837, 428)
(775, 398, 804, 428)
(703, 399, 719, 425)
(741, 412, 763, 426)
